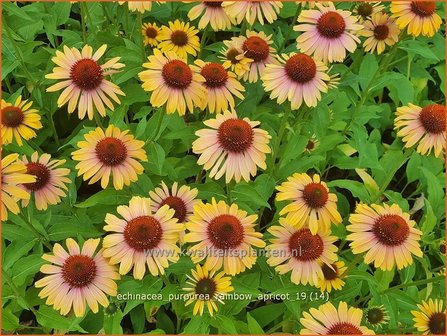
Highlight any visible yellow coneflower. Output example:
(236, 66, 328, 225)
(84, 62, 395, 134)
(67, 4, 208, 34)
(158, 20, 200, 59)
(411, 299, 446, 335)
(276, 173, 342, 235)
(183, 264, 233, 316)
(46, 44, 125, 120)
(395, 103, 446, 158)
(353, 2, 385, 22)
(71, 125, 147, 190)
(139, 49, 206, 116)
(317, 261, 347, 292)
(1, 96, 42, 146)
(300, 301, 375, 334)
(103, 197, 183, 279)
(391, 1, 442, 37)
(17, 152, 71, 211)
(360, 12, 400, 55)
(1, 153, 35, 221)
(223, 1, 283, 25)
(219, 40, 253, 79)
(187, 1, 234, 31)
(184, 198, 265, 276)
(346, 203, 423, 271)
(194, 60, 245, 114)
(142, 23, 161, 47)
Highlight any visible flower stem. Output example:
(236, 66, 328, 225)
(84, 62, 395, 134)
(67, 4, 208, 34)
(94, 113, 104, 129)
(268, 106, 292, 175)
(80, 2, 87, 42)
(198, 25, 210, 58)
(137, 12, 146, 62)
(19, 212, 52, 250)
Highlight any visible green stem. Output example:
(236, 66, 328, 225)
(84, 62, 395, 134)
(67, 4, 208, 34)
(19, 213, 52, 250)
(198, 25, 210, 58)
(102, 1, 113, 26)
(3, 20, 36, 85)
(406, 54, 413, 79)
(343, 42, 400, 135)
(268, 106, 292, 174)
(2, 269, 38, 314)
(356, 275, 444, 305)
(80, 2, 87, 42)
(82, 1, 95, 33)
(279, 3, 301, 52)
(94, 112, 104, 129)
(48, 111, 60, 147)
(5, 76, 14, 93)
(137, 12, 146, 62)
(226, 183, 232, 203)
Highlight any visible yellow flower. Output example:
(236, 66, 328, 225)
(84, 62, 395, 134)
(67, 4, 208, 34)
(219, 40, 253, 79)
(223, 1, 283, 25)
(139, 49, 206, 115)
(118, 1, 153, 13)
(183, 264, 233, 316)
(347, 203, 423, 271)
(103, 197, 183, 279)
(395, 103, 446, 158)
(391, 1, 442, 37)
(353, 2, 385, 22)
(17, 152, 71, 211)
(411, 299, 446, 335)
(46, 44, 125, 120)
(184, 198, 265, 276)
(300, 301, 375, 334)
(360, 12, 400, 55)
(266, 218, 338, 286)
(317, 261, 347, 292)
(142, 23, 161, 47)
(365, 305, 390, 329)
(1, 96, 42, 146)
(35, 238, 120, 317)
(158, 20, 200, 59)
(187, 2, 234, 31)
(276, 173, 342, 235)
(71, 125, 147, 190)
(194, 60, 245, 114)
(1, 153, 35, 221)
(231, 31, 277, 83)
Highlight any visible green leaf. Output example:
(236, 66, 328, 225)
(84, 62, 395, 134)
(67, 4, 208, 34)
(328, 180, 371, 202)
(247, 313, 265, 334)
(75, 189, 131, 208)
(2, 308, 20, 331)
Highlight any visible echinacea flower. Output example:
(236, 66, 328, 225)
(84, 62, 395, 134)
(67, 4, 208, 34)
(149, 181, 199, 224)
(139, 49, 206, 115)
(1, 96, 42, 146)
(411, 299, 446, 335)
(391, 1, 442, 37)
(194, 60, 245, 114)
(360, 12, 400, 55)
(365, 305, 390, 329)
(294, 2, 362, 63)
(353, 2, 385, 22)
(184, 198, 265, 276)
(192, 110, 271, 183)
(304, 134, 320, 153)
(118, 1, 152, 13)
(46, 44, 125, 120)
(266, 218, 338, 286)
(1, 153, 35, 221)
(395, 103, 446, 157)
(219, 40, 253, 79)
(222, 1, 283, 25)
(149, 181, 200, 243)
(183, 264, 233, 316)
(17, 152, 71, 211)
(346, 203, 423, 271)
(158, 20, 200, 58)
(103, 197, 183, 279)
(300, 301, 375, 335)
(231, 31, 277, 83)
(71, 125, 147, 190)
(262, 53, 330, 109)
(187, 1, 234, 31)
(142, 23, 161, 47)
(35, 238, 120, 317)
(317, 261, 347, 292)
(276, 173, 342, 235)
